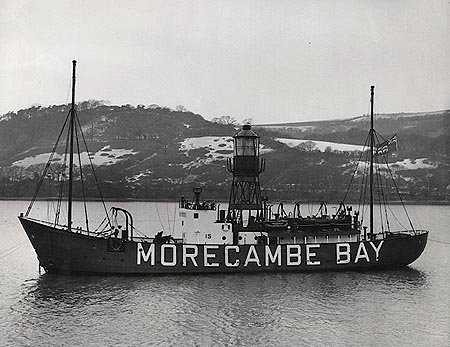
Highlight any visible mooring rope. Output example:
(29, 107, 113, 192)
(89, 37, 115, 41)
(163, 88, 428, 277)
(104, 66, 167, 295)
(428, 238, 450, 245)
(0, 240, 28, 260)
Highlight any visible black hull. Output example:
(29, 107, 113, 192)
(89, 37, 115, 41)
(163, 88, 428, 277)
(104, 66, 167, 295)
(19, 217, 428, 275)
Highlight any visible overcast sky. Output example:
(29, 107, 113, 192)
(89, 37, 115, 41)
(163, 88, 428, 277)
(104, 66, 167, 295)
(1, 0, 449, 123)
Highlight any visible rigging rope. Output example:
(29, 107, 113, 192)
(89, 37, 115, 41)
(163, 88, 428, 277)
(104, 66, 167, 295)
(172, 202, 177, 235)
(94, 215, 108, 233)
(166, 202, 171, 234)
(154, 201, 165, 232)
(383, 152, 416, 233)
(374, 158, 385, 232)
(131, 225, 152, 239)
(373, 131, 389, 232)
(75, 114, 112, 228)
(343, 132, 370, 204)
(75, 118, 90, 231)
(375, 131, 392, 233)
(55, 116, 71, 226)
(359, 138, 371, 226)
(26, 111, 71, 216)
(356, 133, 371, 208)
(381, 173, 391, 232)
(385, 205, 408, 230)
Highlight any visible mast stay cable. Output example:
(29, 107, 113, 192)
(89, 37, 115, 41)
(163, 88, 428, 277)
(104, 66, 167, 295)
(25, 112, 70, 217)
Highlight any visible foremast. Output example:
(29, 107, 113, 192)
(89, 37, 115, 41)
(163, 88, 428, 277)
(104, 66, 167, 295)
(24, 60, 112, 234)
(67, 60, 77, 232)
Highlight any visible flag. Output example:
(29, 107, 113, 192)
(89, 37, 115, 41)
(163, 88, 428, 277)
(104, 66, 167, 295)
(375, 134, 397, 156)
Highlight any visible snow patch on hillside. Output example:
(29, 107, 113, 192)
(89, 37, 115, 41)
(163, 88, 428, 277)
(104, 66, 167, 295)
(126, 169, 153, 183)
(390, 158, 437, 170)
(179, 136, 233, 169)
(264, 125, 317, 132)
(276, 138, 364, 152)
(179, 136, 273, 169)
(348, 158, 437, 174)
(0, 114, 12, 122)
(12, 145, 138, 168)
(350, 110, 447, 122)
(180, 136, 233, 154)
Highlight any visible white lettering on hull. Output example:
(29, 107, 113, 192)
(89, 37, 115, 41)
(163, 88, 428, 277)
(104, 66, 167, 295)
(244, 245, 261, 267)
(369, 241, 384, 261)
(161, 244, 176, 266)
(354, 242, 370, 263)
(183, 245, 198, 267)
(265, 245, 281, 266)
(306, 244, 321, 265)
(336, 243, 351, 264)
(137, 243, 155, 265)
(204, 245, 219, 267)
(225, 246, 240, 267)
(286, 245, 301, 266)
(136, 241, 385, 267)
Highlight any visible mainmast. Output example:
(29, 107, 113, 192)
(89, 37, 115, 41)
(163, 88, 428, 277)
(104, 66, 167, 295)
(68, 60, 77, 231)
(369, 85, 375, 239)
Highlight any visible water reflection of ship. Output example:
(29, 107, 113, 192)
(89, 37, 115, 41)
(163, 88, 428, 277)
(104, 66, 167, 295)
(22, 274, 136, 309)
(7, 268, 429, 347)
(19, 61, 428, 274)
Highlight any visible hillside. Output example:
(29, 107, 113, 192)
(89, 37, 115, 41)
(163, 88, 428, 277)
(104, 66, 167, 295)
(256, 110, 449, 157)
(0, 102, 449, 202)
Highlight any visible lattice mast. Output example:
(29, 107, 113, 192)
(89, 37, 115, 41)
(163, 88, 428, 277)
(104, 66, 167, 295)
(227, 125, 265, 227)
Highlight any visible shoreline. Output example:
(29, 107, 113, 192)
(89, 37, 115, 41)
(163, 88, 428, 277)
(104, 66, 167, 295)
(2, 197, 449, 205)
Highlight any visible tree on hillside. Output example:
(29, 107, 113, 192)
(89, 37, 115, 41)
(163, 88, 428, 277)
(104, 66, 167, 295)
(297, 141, 317, 152)
(77, 99, 108, 110)
(211, 115, 237, 125)
(176, 105, 187, 112)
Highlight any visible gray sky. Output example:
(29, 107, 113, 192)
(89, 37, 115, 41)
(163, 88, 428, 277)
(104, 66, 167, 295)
(1, 0, 449, 123)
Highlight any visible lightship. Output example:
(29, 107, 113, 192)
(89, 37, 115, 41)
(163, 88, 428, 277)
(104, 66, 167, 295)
(19, 61, 428, 274)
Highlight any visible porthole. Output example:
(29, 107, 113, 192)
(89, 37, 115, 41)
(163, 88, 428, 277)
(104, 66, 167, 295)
(222, 236, 226, 241)
(238, 236, 243, 240)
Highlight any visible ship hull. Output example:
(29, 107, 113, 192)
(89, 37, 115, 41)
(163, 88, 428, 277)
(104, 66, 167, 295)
(19, 217, 428, 275)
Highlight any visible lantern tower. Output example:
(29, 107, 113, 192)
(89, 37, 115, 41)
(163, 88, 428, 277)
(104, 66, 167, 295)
(227, 124, 265, 227)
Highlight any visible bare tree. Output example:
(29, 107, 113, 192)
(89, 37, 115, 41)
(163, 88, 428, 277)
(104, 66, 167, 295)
(211, 115, 237, 125)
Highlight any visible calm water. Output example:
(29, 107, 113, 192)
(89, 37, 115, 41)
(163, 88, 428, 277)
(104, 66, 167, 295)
(1, 200, 449, 346)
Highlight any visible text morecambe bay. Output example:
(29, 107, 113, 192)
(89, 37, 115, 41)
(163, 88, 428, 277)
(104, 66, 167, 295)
(137, 242, 384, 268)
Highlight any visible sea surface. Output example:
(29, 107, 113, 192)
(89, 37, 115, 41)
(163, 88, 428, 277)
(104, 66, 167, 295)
(0, 200, 449, 347)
